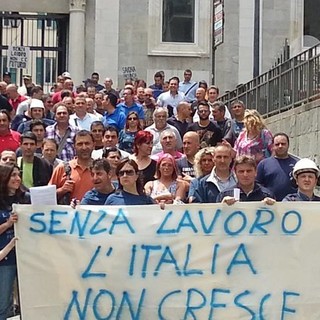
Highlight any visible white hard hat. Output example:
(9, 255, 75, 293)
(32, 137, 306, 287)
(30, 98, 44, 110)
(293, 158, 320, 178)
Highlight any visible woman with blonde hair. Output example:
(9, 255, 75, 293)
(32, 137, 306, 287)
(145, 153, 187, 204)
(188, 147, 215, 203)
(233, 109, 273, 163)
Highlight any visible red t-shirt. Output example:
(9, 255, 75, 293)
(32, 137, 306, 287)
(9, 95, 27, 111)
(0, 129, 21, 153)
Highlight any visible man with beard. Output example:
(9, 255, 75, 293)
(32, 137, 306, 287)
(187, 101, 222, 148)
(49, 130, 94, 203)
(145, 107, 182, 155)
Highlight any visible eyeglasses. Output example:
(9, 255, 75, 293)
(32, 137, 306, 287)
(118, 170, 136, 177)
(128, 117, 138, 121)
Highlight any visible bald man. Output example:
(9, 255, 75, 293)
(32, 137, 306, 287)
(176, 131, 200, 180)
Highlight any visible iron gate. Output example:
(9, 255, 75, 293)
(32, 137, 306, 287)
(0, 12, 68, 93)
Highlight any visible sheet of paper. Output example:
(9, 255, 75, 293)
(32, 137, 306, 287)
(30, 185, 57, 205)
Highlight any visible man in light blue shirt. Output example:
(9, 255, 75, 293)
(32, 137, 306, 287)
(179, 69, 198, 103)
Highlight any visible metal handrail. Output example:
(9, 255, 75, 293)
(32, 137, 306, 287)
(219, 43, 320, 117)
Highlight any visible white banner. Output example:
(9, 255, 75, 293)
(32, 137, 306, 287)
(7, 46, 30, 69)
(14, 202, 320, 319)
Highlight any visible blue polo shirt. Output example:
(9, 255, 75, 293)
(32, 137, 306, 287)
(282, 190, 320, 202)
(117, 102, 145, 119)
(81, 188, 115, 205)
(105, 190, 154, 205)
(103, 107, 126, 131)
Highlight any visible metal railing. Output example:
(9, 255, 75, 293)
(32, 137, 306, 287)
(219, 43, 320, 117)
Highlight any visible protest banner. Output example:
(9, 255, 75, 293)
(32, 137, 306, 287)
(14, 202, 320, 319)
(7, 46, 30, 69)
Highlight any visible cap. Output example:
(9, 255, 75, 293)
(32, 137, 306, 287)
(30, 99, 45, 110)
(293, 158, 320, 178)
(62, 71, 71, 79)
(23, 74, 32, 80)
(3, 71, 11, 77)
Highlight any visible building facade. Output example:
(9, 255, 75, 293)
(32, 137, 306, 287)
(0, 0, 315, 93)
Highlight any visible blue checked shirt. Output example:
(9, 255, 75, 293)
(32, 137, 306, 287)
(46, 123, 79, 161)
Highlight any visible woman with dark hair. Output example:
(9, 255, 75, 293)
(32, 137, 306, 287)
(105, 158, 155, 205)
(130, 130, 156, 185)
(102, 147, 121, 188)
(118, 111, 142, 154)
(145, 153, 187, 204)
(0, 164, 30, 319)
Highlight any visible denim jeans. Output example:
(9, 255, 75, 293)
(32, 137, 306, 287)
(0, 264, 16, 320)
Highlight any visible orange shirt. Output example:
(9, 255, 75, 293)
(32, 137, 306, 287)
(49, 158, 93, 201)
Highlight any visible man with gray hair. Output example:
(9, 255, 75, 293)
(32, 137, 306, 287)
(145, 107, 182, 155)
(151, 128, 184, 161)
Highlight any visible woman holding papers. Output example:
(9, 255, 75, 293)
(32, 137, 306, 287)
(0, 164, 30, 320)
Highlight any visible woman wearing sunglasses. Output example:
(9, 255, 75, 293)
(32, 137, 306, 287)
(118, 111, 143, 154)
(105, 158, 155, 205)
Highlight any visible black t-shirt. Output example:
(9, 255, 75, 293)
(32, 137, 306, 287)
(187, 121, 222, 147)
(0, 95, 12, 113)
(176, 157, 195, 178)
(139, 159, 157, 186)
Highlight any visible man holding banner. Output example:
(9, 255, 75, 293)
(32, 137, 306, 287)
(217, 155, 275, 205)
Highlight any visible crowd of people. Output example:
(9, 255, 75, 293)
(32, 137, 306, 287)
(0, 68, 319, 319)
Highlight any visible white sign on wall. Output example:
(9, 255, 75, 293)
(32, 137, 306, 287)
(7, 46, 30, 69)
(14, 202, 320, 319)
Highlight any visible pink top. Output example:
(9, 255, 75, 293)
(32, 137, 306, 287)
(234, 128, 273, 163)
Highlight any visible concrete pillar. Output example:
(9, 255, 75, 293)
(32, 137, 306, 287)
(69, 0, 86, 86)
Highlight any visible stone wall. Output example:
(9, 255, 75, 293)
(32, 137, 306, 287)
(265, 99, 320, 162)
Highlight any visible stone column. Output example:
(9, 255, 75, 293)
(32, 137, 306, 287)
(69, 0, 86, 86)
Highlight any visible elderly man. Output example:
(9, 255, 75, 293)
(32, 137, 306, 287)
(145, 107, 182, 155)
(151, 129, 184, 161)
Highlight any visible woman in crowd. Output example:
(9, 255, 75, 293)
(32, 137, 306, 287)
(130, 131, 156, 186)
(0, 164, 30, 319)
(102, 147, 121, 188)
(233, 109, 273, 163)
(105, 158, 155, 205)
(188, 147, 215, 203)
(118, 111, 142, 154)
(145, 153, 187, 204)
